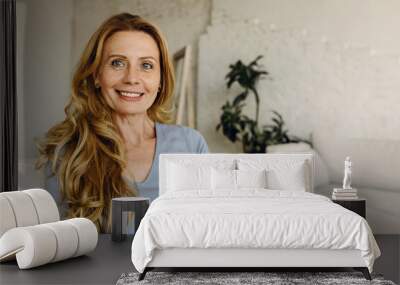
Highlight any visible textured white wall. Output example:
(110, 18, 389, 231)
(198, 0, 400, 233)
(200, 0, 400, 152)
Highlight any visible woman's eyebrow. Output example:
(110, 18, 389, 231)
(139, 56, 157, 61)
(107, 54, 127, 59)
(107, 54, 157, 61)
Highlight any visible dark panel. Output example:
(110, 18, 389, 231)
(0, 0, 18, 192)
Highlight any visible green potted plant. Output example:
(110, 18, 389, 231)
(216, 56, 303, 153)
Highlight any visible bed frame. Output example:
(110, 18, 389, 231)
(139, 248, 371, 280)
(138, 154, 372, 281)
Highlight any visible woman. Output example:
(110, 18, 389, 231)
(36, 13, 208, 232)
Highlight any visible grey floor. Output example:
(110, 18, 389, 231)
(0, 235, 134, 285)
(0, 234, 398, 285)
(374, 235, 400, 284)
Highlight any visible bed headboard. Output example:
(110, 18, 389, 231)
(159, 153, 314, 195)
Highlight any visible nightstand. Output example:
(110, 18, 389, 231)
(332, 198, 366, 218)
(111, 197, 150, 241)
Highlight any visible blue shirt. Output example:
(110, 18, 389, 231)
(130, 122, 208, 201)
(46, 123, 208, 208)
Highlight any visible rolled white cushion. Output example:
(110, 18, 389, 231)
(24, 189, 59, 224)
(0, 191, 39, 227)
(42, 221, 79, 262)
(0, 189, 60, 238)
(0, 196, 16, 237)
(65, 218, 98, 257)
(0, 226, 57, 269)
(0, 218, 98, 269)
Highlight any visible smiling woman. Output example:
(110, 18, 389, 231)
(97, 31, 161, 116)
(35, 13, 208, 233)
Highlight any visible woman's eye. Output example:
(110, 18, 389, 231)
(142, 62, 153, 70)
(111, 59, 126, 69)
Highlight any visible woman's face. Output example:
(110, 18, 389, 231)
(96, 31, 161, 116)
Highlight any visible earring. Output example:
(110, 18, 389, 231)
(95, 82, 100, 89)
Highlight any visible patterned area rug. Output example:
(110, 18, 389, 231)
(116, 271, 396, 285)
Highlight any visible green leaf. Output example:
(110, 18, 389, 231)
(219, 57, 309, 152)
(233, 91, 249, 106)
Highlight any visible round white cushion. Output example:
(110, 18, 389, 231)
(24, 189, 59, 223)
(0, 189, 59, 238)
(42, 221, 79, 262)
(0, 191, 39, 227)
(65, 218, 98, 257)
(0, 196, 17, 237)
(0, 218, 98, 269)
(0, 226, 57, 268)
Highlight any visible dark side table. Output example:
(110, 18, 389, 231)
(332, 198, 366, 218)
(112, 197, 150, 241)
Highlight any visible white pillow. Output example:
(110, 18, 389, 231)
(267, 161, 307, 191)
(265, 143, 328, 188)
(211, 169, 268, 190)
(167, 162, 211, 191)
(211, 168, 236, 190)
(237, 159, 309, 191)
(237, 169, 268, 188)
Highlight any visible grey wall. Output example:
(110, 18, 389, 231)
(17, 0, 73, 189)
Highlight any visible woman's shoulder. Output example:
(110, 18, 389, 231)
(157, 123, 208, 153)
(157, 122, 200, 136)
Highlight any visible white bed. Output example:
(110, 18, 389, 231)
(131, 154, 380, 280)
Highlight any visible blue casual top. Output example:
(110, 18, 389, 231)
(46, 123, 208, 208)
(124, 122, 208, 201)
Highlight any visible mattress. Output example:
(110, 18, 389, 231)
(131, 190, 380, 273)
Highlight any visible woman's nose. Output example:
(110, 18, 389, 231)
(123, 66, 140, 84)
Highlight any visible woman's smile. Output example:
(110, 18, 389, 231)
(117, 90, 145, 101)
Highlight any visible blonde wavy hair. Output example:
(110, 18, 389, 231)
(36, 13, 175, 232)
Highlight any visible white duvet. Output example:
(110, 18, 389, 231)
(131, 190, 380, 273)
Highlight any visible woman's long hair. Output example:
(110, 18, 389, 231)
(36, 13, 175, 232)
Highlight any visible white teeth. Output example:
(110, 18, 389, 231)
(119, 91, 143, 97)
